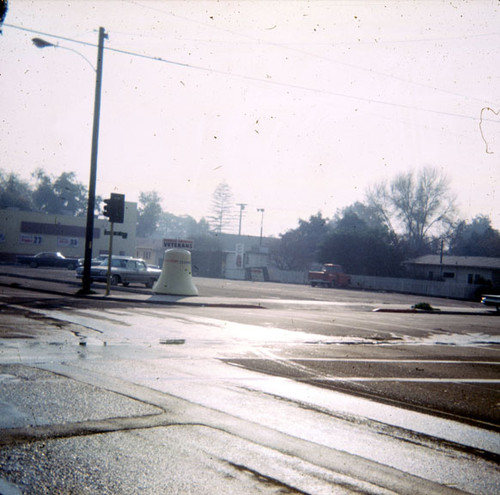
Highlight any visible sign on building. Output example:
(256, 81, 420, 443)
(163, 239, 194, 250)
(57, 237, 79, 248)
(19, 234, 42, 245)
(235, 243, 245, 268)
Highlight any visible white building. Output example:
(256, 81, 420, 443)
(0, 204, 137, 263)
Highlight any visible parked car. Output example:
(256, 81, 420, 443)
(76, 256, 162, 288)
(481, 294, 500, 311)
(16, 251, 79, 269)
(77, 254, 109, 266)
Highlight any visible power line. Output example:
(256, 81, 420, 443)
(126, 1, 496, 105)
(4, 23, 498, 124)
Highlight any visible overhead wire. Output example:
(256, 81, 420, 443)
(4, 22, 498, 125)
(126, 0, 497, 105)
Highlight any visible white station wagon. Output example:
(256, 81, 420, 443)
(76, 256, 161, 288)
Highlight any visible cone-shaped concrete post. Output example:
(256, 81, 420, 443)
(153, 249, 198, 296)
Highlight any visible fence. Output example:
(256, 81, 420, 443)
(234, 266, 485, 300)
(349, 275, 484, 300)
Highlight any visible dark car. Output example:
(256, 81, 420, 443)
(76, 256, 162, 288)
(481, 294, 500, 311)
(16, 251, 79, 270)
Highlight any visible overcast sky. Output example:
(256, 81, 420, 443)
(1, 0, 499, 237)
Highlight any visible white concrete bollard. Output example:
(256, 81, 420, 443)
(152, 249, 198, 296)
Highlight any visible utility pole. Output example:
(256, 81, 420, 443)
(237, 203, 246, 236)
(32, 27, 108, 294)
(82, 27, 107, 293)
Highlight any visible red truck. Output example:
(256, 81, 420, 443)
(308, 264, 350, 288)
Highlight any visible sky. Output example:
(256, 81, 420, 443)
(1, 0, 499, 238)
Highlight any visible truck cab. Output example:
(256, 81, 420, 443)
(308, 264, 350, 288)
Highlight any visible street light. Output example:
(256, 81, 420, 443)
(237, 203, 246, 236)
(257, 208, 265, 246)
(32, 37, 97, 71)
(33, 27, 108, 293)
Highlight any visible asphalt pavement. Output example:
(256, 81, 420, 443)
(0, 268, 498, 494)
(0, 267, 494, 313)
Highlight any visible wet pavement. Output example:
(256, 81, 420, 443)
(0, 269, 499, 494)
(2, 359, 491, 495)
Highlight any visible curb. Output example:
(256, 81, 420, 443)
(373, 308, 495, 316)
(0, 281, 266, 309)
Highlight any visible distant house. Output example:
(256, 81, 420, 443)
(404, 255, 500, 288)
(348, 255, 500, 300)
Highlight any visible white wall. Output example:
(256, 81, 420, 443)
(349, 275, 483, 300)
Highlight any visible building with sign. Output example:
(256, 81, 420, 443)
(0, 204, 137, 263)
(136, 233, 290, 281)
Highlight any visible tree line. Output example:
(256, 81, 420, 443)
(0, 168, 89, 216)
(2, 167, 499, 277)
(278, 168, 500, 276)
(0, 168, 213, 239)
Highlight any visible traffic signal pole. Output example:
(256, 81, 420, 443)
(105, 221, 114, 296)
(102, 193, 124, 295)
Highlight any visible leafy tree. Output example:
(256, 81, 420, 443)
(157, 212, 211, 238)
(318, 211, 403, 276)
(0, 171, 34, 210)
(208, 181, 236, 233)
(53, 171, 88, 216)
(32, 169, 87, 216)
(136, 191, 163, 238)
(366, 167, 456, 255)
(31, 169, 58, 213)
(332, 201, 388, 232)
(278, 213, 329, 270)
(449, 216, 500, 257)
(189, 217, 211, 237)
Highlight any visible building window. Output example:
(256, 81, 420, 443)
(467, 274, 473, 284)
(428, 271, 434, 280)
(443, 272, 455, 279)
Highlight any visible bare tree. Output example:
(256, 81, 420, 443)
(366, 167, 456, 253)
(208, 181, 236, 233)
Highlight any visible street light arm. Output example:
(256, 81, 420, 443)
(32, 37, 96, 72)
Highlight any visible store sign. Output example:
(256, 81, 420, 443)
(57, 237, 79, 248)
(235, 243, 244, 268)
(104, 230, 128, 239)
(163, 239, 194, 249)
(20, 234, 42, 245)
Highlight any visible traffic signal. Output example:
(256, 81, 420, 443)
(103, 193, 125, 223)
